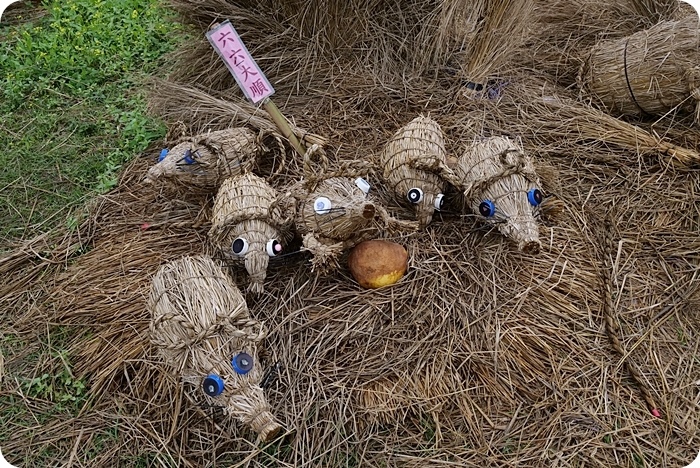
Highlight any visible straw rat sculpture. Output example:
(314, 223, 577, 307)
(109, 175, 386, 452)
(148, 255, 282, 442)
(291, 145, 418, 271)
(453, 136, 543, 254)
(209, 173, 293, 294)
(379, 115, 453, 228)
(144, 127, 274, 190)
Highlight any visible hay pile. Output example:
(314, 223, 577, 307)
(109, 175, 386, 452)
(1, 1, 699, 466)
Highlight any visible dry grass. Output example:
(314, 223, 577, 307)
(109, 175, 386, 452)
(1, 1, 699, 466)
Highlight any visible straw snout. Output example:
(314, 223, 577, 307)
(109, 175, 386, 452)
(244, 250, 269, 294)
(415, 200, 435, 229)
(500, 215, 541, 254)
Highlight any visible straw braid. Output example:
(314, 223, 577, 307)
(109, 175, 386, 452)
(463, 148, 535, 197)
(600, 216, 659, 416)
(302, 144, 373, 192)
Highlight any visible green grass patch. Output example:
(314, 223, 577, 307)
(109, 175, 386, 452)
(0, 0, 182, 240)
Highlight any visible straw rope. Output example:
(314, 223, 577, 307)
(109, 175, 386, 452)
(599, 216, 659, 417)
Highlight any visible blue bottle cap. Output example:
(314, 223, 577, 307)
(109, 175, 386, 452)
(203, 374, 225, 397)
(183, 149, 195, 165)
(232, 352, 254, 375)
(158, 148, 169, 162)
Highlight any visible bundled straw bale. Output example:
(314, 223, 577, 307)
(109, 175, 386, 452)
(579, 15, 700, 119)
(209, 173, 293, 294)
(522, 0, 681, 86)
(379, 116, 453, 229)
(148, 255, 281, 442)
(453, 136, 544, 253)
(143, 127, 265, 190)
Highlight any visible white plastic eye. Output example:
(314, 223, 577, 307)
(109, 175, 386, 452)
(354, 177, 371, 194)
(314, 197, 332, 214)
(434, 193, 445, 211)
(266, 239, 282, 257)
(407, 188, 424, 204)
(231, 238, 249, 256)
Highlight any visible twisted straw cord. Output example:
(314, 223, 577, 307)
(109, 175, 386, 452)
(600, 215, 658, 415)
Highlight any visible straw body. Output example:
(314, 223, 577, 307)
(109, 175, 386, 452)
(144, 127, 262, 189)
(580, 15, 700, 119)
(209, 174, 292, 293)
(379, 116, 449, 228)
(148, 255, 282, 441)
(454, 136, 542, 253)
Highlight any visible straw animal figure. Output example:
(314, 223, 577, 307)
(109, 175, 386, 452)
(454, 136, 543, 254)
(578, 15, 700, 120)
(379, 116, 455, 229)
(209, 173, 293, 294)
(148, 255, 282, 442)
(144, 127, 278, 190)
(291, 145, 418, 271)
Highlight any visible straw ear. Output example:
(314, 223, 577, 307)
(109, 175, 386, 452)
(408, 153, 462, 187)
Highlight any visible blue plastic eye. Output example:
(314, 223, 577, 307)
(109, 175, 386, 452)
(182, 149, 195, 165)
(478, 200, 496, 217)
(158, 148, 169, 162)
(528, 188, 543, 207)
(232, 352, 254, 375)
(203, 374, 225, 397)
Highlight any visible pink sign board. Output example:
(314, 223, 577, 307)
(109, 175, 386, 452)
(206, 21, 275, 104)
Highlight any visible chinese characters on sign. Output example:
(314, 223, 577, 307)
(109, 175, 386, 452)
(206, 21, 275, 104)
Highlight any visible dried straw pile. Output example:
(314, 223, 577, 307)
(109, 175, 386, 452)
(579, 14, 700, 119)
(1, 1, 699, 467)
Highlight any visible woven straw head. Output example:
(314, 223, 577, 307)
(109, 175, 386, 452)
(209, 174, 292, 294)
(380, 116, 448, 228)
(296, 177, 376, 242)
(144, 128, 261, 189)
(455, 136, 542, 253)
(148, 255, 282, 442)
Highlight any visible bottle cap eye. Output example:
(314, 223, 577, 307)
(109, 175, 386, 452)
(158, 148, 169, 162)
(479, 200, 496, 217)
(182, 149, 195, 165)
(407, 188, 424, 204)
(314, 197, 332, 214)
(434, 193, 445, 211)
(232, 238, 249, 256)
(203, 374, 225, 397)
(354, 177, 371, 194)
(232, 352, 254, 375)
(266, 239, 282, 257)
(528, 188, 543, 206)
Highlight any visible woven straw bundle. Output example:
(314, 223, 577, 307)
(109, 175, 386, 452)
(579, 14, 700, 119)
(144, 128, 264, 189)
(209, 174, 293, 294)
(454, 136, 543, 254)
(292, 145, 418, 270)
(148, 255, 281, 442)
(379, 116, 452, 229)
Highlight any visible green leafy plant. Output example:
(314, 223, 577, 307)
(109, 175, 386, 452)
(0, 0, 182, 239)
